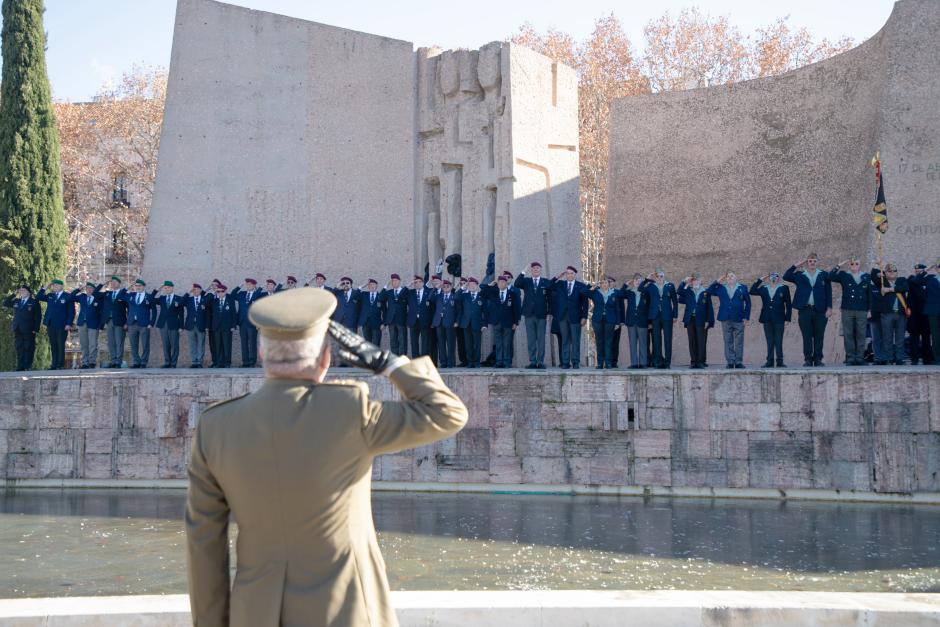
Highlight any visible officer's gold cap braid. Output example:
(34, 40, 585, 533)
(249, 287, 337, 341)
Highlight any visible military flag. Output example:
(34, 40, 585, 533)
(871, 152, 888, 234)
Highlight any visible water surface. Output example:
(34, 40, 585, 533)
(2, 489, 938, 597)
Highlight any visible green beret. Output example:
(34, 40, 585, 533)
(51, 279, 64, 286)
(249, 287, 336, 341)
(134, 279, 146, 286)
(163, 280, 174, 287)
(111, 276, 122, 283)
(85, 282, 96, 288)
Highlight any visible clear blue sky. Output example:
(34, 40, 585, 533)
(12, 0, 899, 102)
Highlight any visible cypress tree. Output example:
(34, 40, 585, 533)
(0, 0, 67, 370)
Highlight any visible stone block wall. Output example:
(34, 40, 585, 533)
(2, 370, 938, 494)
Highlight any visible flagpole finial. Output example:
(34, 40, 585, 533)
(870, 151, 880, 167)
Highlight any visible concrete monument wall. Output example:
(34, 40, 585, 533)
(606, 0, 940, 366)
(144, 0, 579, 290)
(3, 370, 938, 496)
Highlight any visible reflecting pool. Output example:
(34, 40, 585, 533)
(2, 489, 938, 597)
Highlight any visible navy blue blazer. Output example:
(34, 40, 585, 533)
(677, 283, 715, 327)
(549, 278, 589, 324)
(922, 274, 940, 316)
(36, 288, 76, 329)
(641, 280, 679, 321)
(906, 273, 929, 313)
(101, 288, 128, 326)
(621, 287, 649, 327)
(71, 285, 105, 329)
(232, 287, 267, 328)
(357, 291, 385, 329)
(406, 287, 434, 329)
(870, 277, 909, 314)
(749, 280, 792, 324)
(154, 294, 185, 330)
(783, 266, 832, 310)
(432, 291, 461, 328)
(706, 281, 751, 323)
(830, 269, 871, 311)
(181, 293, 210, 332)
(327, 288, 360, 329)
(379, 287, 409, 326)
(209, 293, 237, 331)
(121, 290, 157, 327)
(588, 288, 624, 324)
(513, 275, 552, 318)
(481, 285, 521, 329)
(457, 291, 487, 330)
(3, 294, 42, 334)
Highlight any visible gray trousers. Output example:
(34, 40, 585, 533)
(106, 322, 125, 366)
(841, 309, 868, 363)
(188, 329, 206, 366)
(626, 324, 648, 367)
(78, 325, 99, 367)
(128, 325, 150, 367)
(722, 320, 745, 365)
(160, 327, 180, 366)
(880, 311, 905, 362)
(524, 316, 546, 366)
(559, 321, 582, 366)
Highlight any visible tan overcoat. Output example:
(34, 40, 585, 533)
(186, 356, 468, 626)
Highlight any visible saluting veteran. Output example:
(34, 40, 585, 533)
(186, 287, 468, 626)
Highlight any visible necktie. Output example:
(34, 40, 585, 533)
(247, 292, 251, 304)
(195, 297, 200, 308)
(87, 295, 92, 306)
(345, 292, 350, 303)
(371, 294, 375, 305)
(500, 291, 506, 303)
(22, 299, 27, 307)
(534, 278, 538, 289)
(167, 296, 172, 307)
(112, 292, 117, 301)
(568, 282, 573, 296)
(137, 293, 142, 305)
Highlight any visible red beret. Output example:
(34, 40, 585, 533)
(566, 266, 578, 273)
(340, 276, 352, 283)
(467, 277, 478, 284)
(367, 278, 378, 284)
(245, 278, 257, 284)
(502, 270, 514, 278)
(530, 261, 542, 268)
(459, 277, 467, 282)
(315, 273, 326, 280)
(413, 275, 423, 281)
(192, 283, 202, 289)
(217, 283, 227, 291)
(432, 274, 441, 280)
(390, 273, 401, 280)
(497, 274, 509, 281)
(287, 276, 297, 282)
(442, 279, 452, 286)
(265, 278, 276, 284)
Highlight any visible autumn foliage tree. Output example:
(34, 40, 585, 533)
(512, 11, 854, 282)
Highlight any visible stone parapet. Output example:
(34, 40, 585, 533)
(2, 369, 938, 495)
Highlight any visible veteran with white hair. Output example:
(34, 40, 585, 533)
(185, 287, 468, 626)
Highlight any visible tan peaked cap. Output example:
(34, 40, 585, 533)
(248, 287, 337, 340)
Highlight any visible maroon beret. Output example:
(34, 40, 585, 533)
(501, 270, 514, 279)
(497, 274, 509, 281)
(467, 277, 478, 284)
(459, 277, 467, 282)
(192, 283, 202, 290)
(530, 261, 542, 268)
(287, 276, 297, 283)
(413, 275, 423, 281)
(442, 279, 452, 286)
(432, 274, 441, 280)
(340, 276, 352, 283)
(566, 266, 578, 273)
(315, 273, 326, 280)
(367, 278, 378, 285)
(211, 278, 221, 285)
(265, 278, 276, 284)
(390, 273, 401, 280)
(217, 283, 227, 291)
(245, 278, 257, 284)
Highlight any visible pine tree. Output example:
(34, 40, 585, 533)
(0, 0, 67, 370)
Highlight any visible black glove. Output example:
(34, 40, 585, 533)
(328, 320, 396, 373)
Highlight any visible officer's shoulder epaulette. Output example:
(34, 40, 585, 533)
(203, 393, 250, 413)
(319, 379, 369, 391)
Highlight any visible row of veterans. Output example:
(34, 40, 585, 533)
(5, 255, 939, 371)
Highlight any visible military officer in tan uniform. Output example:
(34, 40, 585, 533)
(186, 287, 468, 626)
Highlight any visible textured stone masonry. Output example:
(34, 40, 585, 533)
(2, 369, 939, 494)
